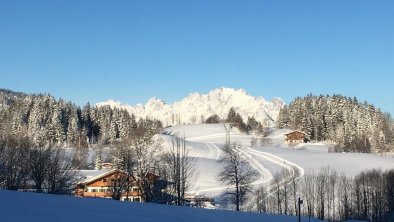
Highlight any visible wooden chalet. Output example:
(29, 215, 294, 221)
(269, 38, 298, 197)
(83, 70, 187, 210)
(284, 131, 308, 144)
(75, 169, 158, 202)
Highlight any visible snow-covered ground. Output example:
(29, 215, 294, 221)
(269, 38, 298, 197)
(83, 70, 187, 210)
(253, 145, 394, 177)
(2, 124, 390, 221)
(163, 124, 394, 199)
(0, 190, 323, 222)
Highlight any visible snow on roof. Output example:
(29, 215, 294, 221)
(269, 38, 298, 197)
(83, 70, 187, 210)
(284, 130, 306, 135)
(76, 168, 115, 184)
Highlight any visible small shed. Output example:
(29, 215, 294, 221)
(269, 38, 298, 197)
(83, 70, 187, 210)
(285, 131, 308, 144)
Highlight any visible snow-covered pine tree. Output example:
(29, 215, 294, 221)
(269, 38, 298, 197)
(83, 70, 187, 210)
(66, 109, 79, 146)
(0, 92, 164, 150)
(227, 107, 237, 127)
(277, 94, 393, 152)
(95, 147, 103, 170)
(118, 110, 130, 139)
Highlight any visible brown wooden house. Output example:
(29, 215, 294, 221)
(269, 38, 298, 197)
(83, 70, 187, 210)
(285, 131, 308, 144)
(75, 169, 157, 202)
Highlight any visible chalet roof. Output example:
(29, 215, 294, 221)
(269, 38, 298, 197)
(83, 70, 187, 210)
(77, 169, 160, 185)
(78, 169, 119, 184)
(75, 169, 110, 183)
(80, 169, 131, 183)
(284, 130, 306, 135)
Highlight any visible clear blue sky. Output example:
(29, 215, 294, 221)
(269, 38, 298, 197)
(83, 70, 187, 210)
(1, 1, 393, 114)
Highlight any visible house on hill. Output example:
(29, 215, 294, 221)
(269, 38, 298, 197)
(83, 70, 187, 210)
(285, 131, 308, 144)
(75, 169, 158, 202)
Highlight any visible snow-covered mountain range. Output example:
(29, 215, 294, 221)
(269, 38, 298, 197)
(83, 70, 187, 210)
(96, 87, 284, 126)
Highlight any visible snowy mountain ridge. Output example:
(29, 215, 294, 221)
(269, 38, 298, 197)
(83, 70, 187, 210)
(97, 87, 284, 126)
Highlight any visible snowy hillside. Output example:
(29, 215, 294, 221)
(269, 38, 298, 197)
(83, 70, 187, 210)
(162, 124, 394, 198)
(0, 190, 322, 222)
(97, 87, 284, 126)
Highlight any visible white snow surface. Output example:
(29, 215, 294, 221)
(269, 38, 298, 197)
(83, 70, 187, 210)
(2, 123, 391, 221)
(97, 87, 284, 126)
(76, 168, 113, 183)
(162, 124, 394, 198)
(0, 190, 323, 222)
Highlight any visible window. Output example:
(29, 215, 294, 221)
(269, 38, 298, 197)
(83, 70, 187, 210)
(91, 189, 98, 193)
(133, 197, 140, 202)
(132, 187, 139, 192)
(99, 189, 105, 192)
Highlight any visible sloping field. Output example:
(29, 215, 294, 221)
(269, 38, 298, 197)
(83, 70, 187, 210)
(164, 124, 394, 198)
(0, 190, 322, 222)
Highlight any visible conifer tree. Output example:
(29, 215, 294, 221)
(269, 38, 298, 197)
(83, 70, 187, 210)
(277, 94, 393, 153)
(94, 148, 103, 170)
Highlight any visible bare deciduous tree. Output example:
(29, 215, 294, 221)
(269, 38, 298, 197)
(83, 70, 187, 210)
(0, 134, 30, 190)
(217, 138, 258, 211)
(109, 170, 131, 201)
(255, 186, 268, 213)
(0, 133, 77, 194)
(45, 148, 78, 194)
(30, 146, 52, 193)
(162, 136, 197, 206)
(111, 118, 165, 202)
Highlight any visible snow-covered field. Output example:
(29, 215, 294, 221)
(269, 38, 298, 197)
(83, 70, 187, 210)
(0, 190, 323, 222)
(163, 124, 394, 199)
(2, 124, 391, 222)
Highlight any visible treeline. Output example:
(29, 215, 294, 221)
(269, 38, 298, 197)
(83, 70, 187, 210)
(0, 128, 197, 206)
(277, 94, 394, 153)
(0, 88, 27, 108)
(0, 93, 198, 205)
(255, 168, 394, 222)
(205, 107, 268, 135)
(0, 94, 162, 148)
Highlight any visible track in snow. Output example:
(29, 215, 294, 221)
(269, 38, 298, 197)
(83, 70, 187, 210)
(207, 143, 221, 160)
(246, 147, 304, 179)
(181, 129, 305, 197)
(189, 144, 302, 194)
(186, 133, 251, 142)
(245, 147, 305, 197)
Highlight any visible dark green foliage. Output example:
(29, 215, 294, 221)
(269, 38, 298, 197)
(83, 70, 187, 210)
(277, 94, 393, 153)
(205, 114, 221, 123)
(0, 94, 163, 148)
(226, 107, 262, 134)
(0, 88, 28, 108)
(226, 107, 246, 132)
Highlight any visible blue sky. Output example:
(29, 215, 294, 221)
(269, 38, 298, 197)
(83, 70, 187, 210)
(1, 1, 393, 114)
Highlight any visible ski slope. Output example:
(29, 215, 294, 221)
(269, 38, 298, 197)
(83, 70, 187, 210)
(163, 124, 394, 199)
